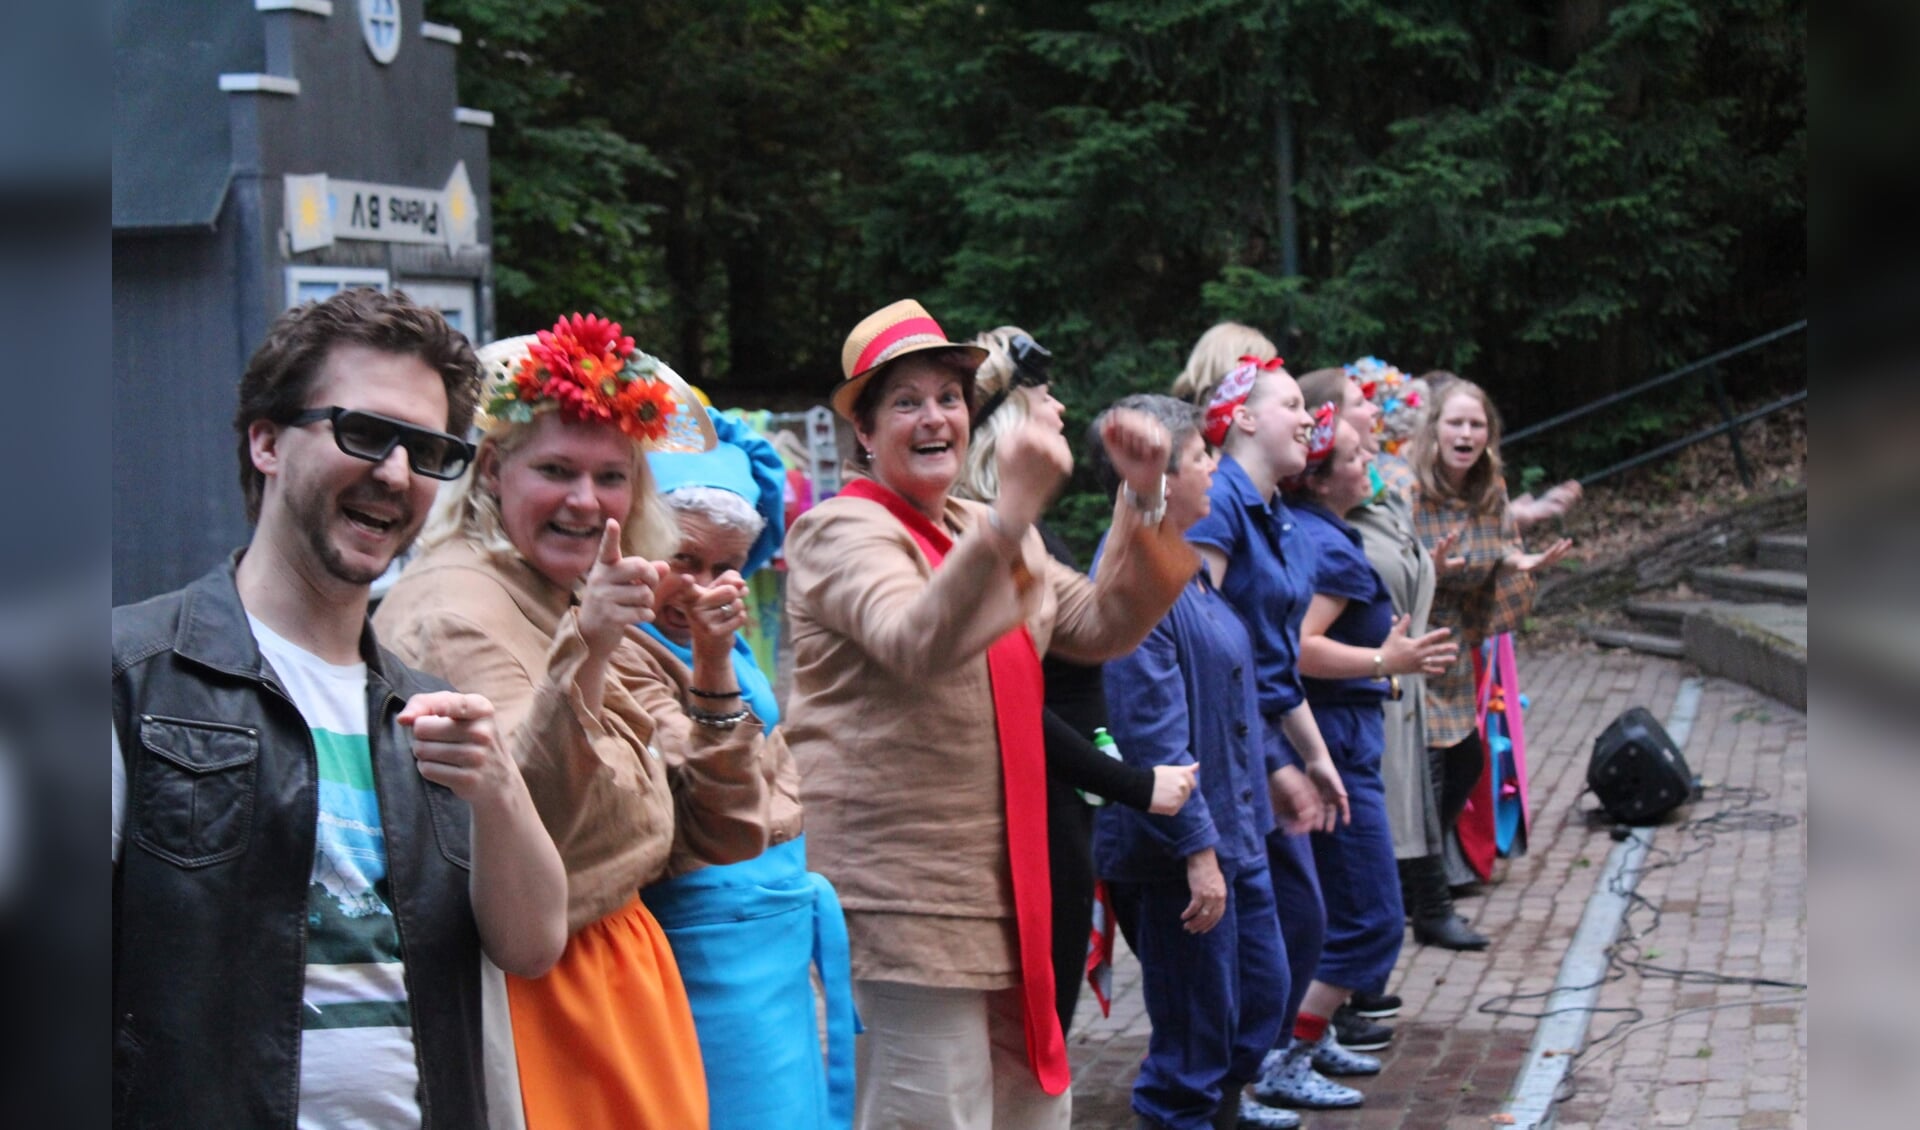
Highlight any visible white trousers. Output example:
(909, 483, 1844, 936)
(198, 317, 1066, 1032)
(853, 980, 1073, 1130)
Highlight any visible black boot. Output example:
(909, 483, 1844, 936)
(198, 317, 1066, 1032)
(1399, 854, 1489, 951)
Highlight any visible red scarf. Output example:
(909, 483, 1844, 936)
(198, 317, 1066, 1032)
(839, 478, 1070, 1095)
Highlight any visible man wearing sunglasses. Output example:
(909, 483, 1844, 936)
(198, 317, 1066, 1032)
(112, 289, 567, 1128)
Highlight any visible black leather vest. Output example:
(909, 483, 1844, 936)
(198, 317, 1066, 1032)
(112, 559, 486, 1129)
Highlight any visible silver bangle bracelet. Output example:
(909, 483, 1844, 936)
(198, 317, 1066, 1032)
(688, 706, 750, 730)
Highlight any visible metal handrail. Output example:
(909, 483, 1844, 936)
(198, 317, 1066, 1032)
(1574, 390, 1806, 486)
(1505, 320, 1806, 446)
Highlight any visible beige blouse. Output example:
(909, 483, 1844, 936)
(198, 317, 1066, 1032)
(782, 476, 1193, 987)
(372, 539, 772, 934)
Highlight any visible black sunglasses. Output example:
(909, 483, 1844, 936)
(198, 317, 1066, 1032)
(288, 407, 476, 480)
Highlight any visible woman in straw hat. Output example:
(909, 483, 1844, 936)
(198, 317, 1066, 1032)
(374, 313, 779, 1129)
(638, 407, 857, 1130)
(953, 325, 1199, 1040)
(782, 299, 1195, 1129)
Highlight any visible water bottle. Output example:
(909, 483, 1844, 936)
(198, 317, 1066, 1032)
(1080, 727, 1123, 806)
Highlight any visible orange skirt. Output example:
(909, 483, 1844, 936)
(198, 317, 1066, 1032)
(506, 896, 709, 1129)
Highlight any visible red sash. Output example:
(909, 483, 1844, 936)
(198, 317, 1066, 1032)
(839, 478, 1070, 1095)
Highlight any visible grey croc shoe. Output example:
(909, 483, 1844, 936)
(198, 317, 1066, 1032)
(1235, 1094, 1303, 1128)
(1252, 1040, 1365, 1110)
(1310, 1031, 1382, 1077)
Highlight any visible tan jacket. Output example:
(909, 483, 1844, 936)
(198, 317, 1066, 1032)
(782, 478, 1193, 985)
(373, 539, 773, 934)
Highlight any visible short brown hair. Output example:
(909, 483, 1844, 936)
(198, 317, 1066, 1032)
(1295, 367, 1351, 415)
(233, 288, 482, 522)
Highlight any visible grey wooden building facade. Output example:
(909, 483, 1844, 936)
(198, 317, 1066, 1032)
(113, 0, 494, 603)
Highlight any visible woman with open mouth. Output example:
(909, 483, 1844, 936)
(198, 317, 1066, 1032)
(374, 313, 785, 1130)
(1405, 376, 1572, 946)
(781, 299, 1196, 1130)
(1174, 326, 1360, 1122)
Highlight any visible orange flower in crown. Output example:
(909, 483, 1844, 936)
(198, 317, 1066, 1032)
(487, 313, 679, 445)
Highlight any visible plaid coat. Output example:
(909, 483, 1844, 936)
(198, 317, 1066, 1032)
(1410, 480, 1534, 748)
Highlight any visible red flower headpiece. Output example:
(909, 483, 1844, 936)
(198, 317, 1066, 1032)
(485, 313, 679, 445)
(1202, 354, 1287, 447)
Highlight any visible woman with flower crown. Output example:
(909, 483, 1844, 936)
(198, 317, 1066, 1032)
(374, 313, 777, 1129)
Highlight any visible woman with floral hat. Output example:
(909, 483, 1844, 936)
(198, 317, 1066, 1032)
(783, 299, 1195, 1130)
(638, 408, 857, 1130)
(374, 314, 778, 1129)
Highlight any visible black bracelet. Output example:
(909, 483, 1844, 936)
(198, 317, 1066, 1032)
(686, 686, 740, 700)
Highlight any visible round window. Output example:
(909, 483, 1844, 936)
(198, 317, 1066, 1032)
(360, 0, 402, 65)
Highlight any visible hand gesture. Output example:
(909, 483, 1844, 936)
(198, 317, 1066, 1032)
(1506, 537, 1573, 574)
(1098, 408, 1173, 503)
(1181, 849, 1227, 935)
(1269, 764, 1325, 836)
(579, 520, 666, 659)
(993, 420, 1074, 530)
(1148, 762, 1200, 815)
(667, 569, 750, 667)
(1429, 528, 1467, 576)
(399, 692, 520, 809)
(1382, 614, 1459, 677)
(1304, 758, 1350, 830)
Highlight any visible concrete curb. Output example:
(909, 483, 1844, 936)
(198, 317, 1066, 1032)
(1499, 678, 1704, 1130)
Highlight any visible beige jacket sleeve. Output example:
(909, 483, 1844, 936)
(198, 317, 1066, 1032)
(1045, 491, 1201, 664)
(611, 633, 774, 876)
(784, 497, 1036, 682)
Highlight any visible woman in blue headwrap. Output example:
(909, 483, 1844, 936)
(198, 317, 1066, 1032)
(640, 407, 857, 1130)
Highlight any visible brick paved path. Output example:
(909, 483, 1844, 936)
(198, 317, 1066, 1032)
(1065, 646, 1807, 1130)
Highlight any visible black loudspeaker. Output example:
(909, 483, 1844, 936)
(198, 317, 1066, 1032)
(1588, 707, 1699, 824)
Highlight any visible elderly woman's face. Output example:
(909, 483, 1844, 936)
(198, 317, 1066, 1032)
(482, 411, 636, 590)
(654, 507, 755, 646)
(855, 357, 971, 515)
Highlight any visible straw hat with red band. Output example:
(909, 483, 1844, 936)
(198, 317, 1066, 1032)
(832, 299, 990, 422)
(1202, 354, 1288, 447)
(1279, 403, 1341, 494)
(476, 313, 715, 453)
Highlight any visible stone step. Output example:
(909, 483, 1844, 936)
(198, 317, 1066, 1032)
(1754, 531, 1807, 572)
(1622, 598, 1717, 633)
(1682, 602, 1807, 711)
(1689, 566, 1807, 604)
(1583, 624, 1687, 659)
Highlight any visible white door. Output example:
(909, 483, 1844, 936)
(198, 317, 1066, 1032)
(398, 279, 481, 342)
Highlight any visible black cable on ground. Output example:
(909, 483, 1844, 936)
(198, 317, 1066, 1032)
(1470, 784, 1806, 1109)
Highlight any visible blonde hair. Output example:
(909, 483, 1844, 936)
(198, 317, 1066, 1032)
(417, 412, 681, 566)
(1171, 322, 1278, 406)
(1407, 377, 1507, 516)
(954, 325, 1036, 503)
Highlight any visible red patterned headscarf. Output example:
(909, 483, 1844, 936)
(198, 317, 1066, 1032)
(1279, 403, 1340, 494)
(1202, 355, 1286, 446)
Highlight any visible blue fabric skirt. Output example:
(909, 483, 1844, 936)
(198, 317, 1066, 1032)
(642, 835, 857, 1130)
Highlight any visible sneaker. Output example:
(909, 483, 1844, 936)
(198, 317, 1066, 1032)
(1253, 1040, 1365, 1110)
(1331, 1004, 1393, 1051)
(1347, 988, 1402, 1017)
(1310, 1029, 1382, 1076)
(1235, 1094, 1303, 1129)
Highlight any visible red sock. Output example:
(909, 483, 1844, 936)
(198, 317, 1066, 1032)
(1293, 1012, 1329, 1043)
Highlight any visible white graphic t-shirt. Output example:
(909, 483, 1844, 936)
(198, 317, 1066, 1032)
(249, 615, 424, 1130)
